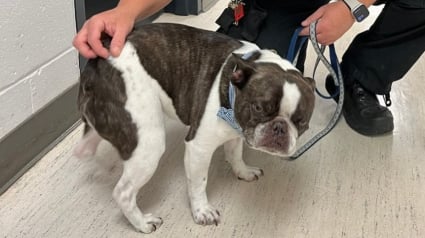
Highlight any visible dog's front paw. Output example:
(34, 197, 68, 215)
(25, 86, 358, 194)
(192, 204, 221, 226)
(132, 214, 163, 234)
(235, 166, 264, 182)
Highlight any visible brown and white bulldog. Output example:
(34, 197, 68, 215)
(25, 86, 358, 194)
(74, 23, 315, 233)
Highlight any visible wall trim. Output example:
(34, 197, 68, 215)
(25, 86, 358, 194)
(0, 84, 80, 195)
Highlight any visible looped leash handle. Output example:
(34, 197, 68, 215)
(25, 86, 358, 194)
(286, 21, 345, 160)
(287, 25, 341, 99)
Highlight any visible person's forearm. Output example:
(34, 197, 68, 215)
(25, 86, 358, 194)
(116, 0, 172, 20)
(359, 0, 377, 7)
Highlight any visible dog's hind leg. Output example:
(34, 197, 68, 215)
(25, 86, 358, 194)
(73, 123, 102, 158)
(111, 102, 166, 233)
(113, 127, 165, 233)
(224, 138, 264, 181)
(105, 41, 167, 232)
(113, 147, 165, 233)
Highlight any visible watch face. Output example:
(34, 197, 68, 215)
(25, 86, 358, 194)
(353, 5, 369, 22)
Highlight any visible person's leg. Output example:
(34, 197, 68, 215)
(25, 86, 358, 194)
(342, 0, 425, 93)
(253, 6, 317, 72)
(328, 0, 425, 135)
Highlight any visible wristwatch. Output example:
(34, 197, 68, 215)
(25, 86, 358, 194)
(342, 0, 369, 22)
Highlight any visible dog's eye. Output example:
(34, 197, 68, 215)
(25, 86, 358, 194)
(251, 103, 263, 113)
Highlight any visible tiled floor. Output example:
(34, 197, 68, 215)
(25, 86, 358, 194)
(1, 1, 425, 238)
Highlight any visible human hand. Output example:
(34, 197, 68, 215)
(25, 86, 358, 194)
(73, 7, 136, 59)
(299, 1, 355, 45)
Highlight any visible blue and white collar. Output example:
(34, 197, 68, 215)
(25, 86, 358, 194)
(217, 81, 242, 133)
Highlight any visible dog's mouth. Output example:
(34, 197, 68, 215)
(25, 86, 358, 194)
(243, 119, 298, 157)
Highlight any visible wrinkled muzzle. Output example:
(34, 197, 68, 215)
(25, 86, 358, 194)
(245, 117, 298, 157)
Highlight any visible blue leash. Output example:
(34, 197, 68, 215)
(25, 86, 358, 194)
(287, 21, 345, 160)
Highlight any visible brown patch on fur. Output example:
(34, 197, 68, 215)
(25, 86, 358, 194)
(78, 58, 138, 160)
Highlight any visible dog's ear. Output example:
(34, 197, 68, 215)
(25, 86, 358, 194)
(100, 32, 112, 49)
(230, 53, 257, 89)
(303, 77, 316, 91)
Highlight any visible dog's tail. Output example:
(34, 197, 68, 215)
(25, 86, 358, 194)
(100, 32, 112, 50)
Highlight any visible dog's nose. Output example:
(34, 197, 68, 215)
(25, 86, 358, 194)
(272, 121, 286, 135)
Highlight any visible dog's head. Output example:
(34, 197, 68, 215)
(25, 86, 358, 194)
(226, 51, 315, 157)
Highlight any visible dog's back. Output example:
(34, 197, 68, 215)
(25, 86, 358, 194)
(126, 23, 242, 130)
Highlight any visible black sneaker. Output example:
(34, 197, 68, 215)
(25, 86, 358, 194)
(325, 75, 394, 136)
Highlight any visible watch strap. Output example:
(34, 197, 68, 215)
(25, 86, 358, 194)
(342, 0, 362, 10)
(342, 0, 369, 22)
